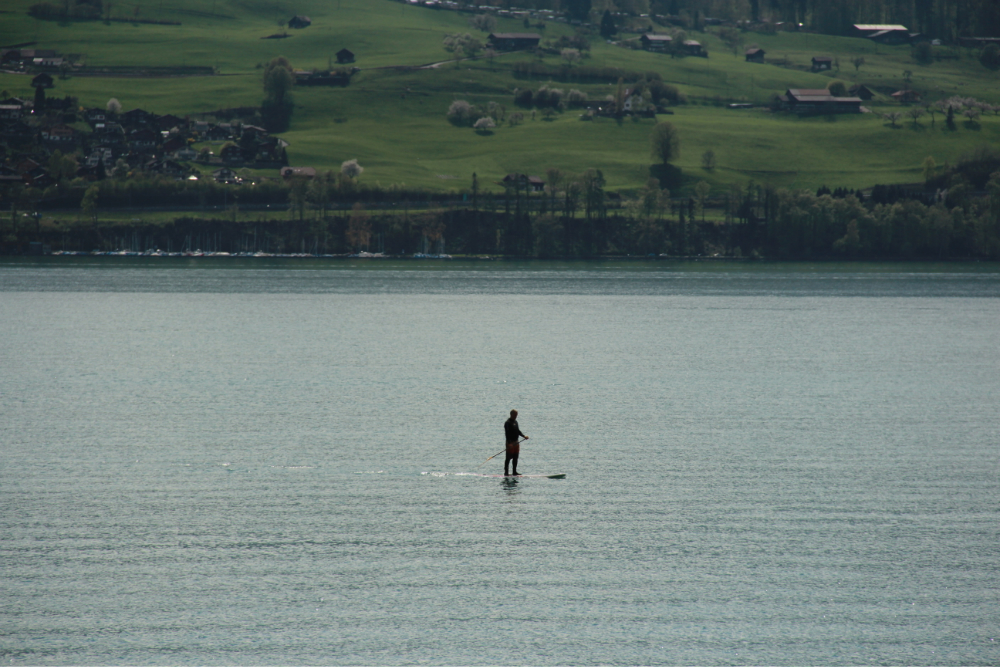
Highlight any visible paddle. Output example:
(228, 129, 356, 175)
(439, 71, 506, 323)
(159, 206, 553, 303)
(477, 438, 526, 469)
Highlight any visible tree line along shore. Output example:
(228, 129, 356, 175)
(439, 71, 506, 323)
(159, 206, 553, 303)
(5, 160, 999, 260)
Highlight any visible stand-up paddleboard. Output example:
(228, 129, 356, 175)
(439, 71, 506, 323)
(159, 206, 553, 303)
(423, 472, 566, 479)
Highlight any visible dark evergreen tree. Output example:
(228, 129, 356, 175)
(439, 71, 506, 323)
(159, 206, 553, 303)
(600, 10, 616, 38)
(33, 85, 45, 112)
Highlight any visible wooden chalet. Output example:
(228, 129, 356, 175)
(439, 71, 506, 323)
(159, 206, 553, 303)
(780, 89, 862, 114)
(502, 173, 545, 192)
(288, 15, 311, 28)
(40, 124, 77, 145)
(640, 34, 673, 52)
(336, 48, 355, 64)
(745, 47, 765, 63)
(682, 40, 706, 57)
(891, 89, 921, 104)
(0, 104, 24, 121)
(811, 56, 833, 71)
(31, 73, 54, 88)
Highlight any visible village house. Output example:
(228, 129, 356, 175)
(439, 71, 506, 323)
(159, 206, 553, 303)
(40, 124, 77, 145)
(811, 56, 833, 71)
(0, 104, 23, 121)
(120, 108, 155, 128)
(212, 167, 240, 184)
(745, 47, 765, 63)
(640, 34, 673, 52)
(173, 146, 198, 162)
(94, 122, 125, 146)
(84, 108, 106, 125)
(32, 56, 64, 68)
(220, 143, 243, 163)
(31, 73, 54, 89)
(487, 33, 542, 51)
(891, 89, 921, 104)
(682, 40, 706, 57)
(336, 48, 355, 64)
(128, 128, 159, 150)
(780, 88, 862, 114)
(288, 15, 311, 29)
(502, 173, 545, 192)
(156, 114, 186, 132)
(1, 49, 59, 67)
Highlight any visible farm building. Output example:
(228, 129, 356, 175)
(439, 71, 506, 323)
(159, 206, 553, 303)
(848, 84, 875, 100)
(288, 15, 311, 29)
(683, 40, 706, 57)
(502, 173, 545, 192)
(780, 89, 862, 114)
(31, 73, 54, 88)
(336, 48, 355, 64)
(640, 34, 673, 52)
(811, 56, 833, 71)
(891, 89, 921, 104)
(487, 33, 541, 51)
(853, 24, 911, 45)
(745, 47, 765, 63)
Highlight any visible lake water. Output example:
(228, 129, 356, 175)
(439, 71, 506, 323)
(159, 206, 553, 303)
(2, 259, 999, 666)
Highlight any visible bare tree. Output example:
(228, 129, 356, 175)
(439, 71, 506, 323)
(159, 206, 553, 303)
(650, 122, 680, 164)
(468, 14, 496, 32)
(907, 107, 925, 126)
(883, 111, 902, 128)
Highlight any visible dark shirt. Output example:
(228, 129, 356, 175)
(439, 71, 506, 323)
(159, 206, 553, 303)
(504, 418, 524, 444)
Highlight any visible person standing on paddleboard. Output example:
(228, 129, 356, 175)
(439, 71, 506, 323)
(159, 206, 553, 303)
(504, 409, 528, 476)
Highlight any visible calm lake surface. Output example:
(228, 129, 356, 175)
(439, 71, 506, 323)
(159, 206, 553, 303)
(2, 258, 999, 666)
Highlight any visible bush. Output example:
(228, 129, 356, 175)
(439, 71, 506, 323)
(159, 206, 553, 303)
(534, 86, 564, 108)
(980, 44, 1000, 70)
(647, 80, 687, 105)
(514, 88, 533, 107)
(566, 89, 588, 107)
(468, 14, 496, 33)
(827, 80, 847, 97)
(913, 41, 933, 64)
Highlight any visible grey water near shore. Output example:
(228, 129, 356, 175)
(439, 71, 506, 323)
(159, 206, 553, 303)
(2, 259, 999, 665)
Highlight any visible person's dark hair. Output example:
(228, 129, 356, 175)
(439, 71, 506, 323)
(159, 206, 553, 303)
(510, 409, 518, 417)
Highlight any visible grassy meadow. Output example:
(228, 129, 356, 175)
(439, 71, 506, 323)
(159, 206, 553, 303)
(2, 0, 999, 195)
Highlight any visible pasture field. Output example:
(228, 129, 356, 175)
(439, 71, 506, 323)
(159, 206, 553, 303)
(2, 0, 999, 194)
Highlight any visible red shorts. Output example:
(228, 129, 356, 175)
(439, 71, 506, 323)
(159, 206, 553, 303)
(505, 442, 520, 455)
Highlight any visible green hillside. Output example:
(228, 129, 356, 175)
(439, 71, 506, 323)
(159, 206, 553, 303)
(2, 0, 999, 194)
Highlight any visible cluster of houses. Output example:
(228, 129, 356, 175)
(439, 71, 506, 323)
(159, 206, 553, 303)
(1, 48, 68, 72)
(639, 34, 707, 57)
(0, 95, 290, 188)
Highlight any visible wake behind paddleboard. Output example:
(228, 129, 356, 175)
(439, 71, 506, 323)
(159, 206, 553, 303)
(423, 472, 566, 479)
